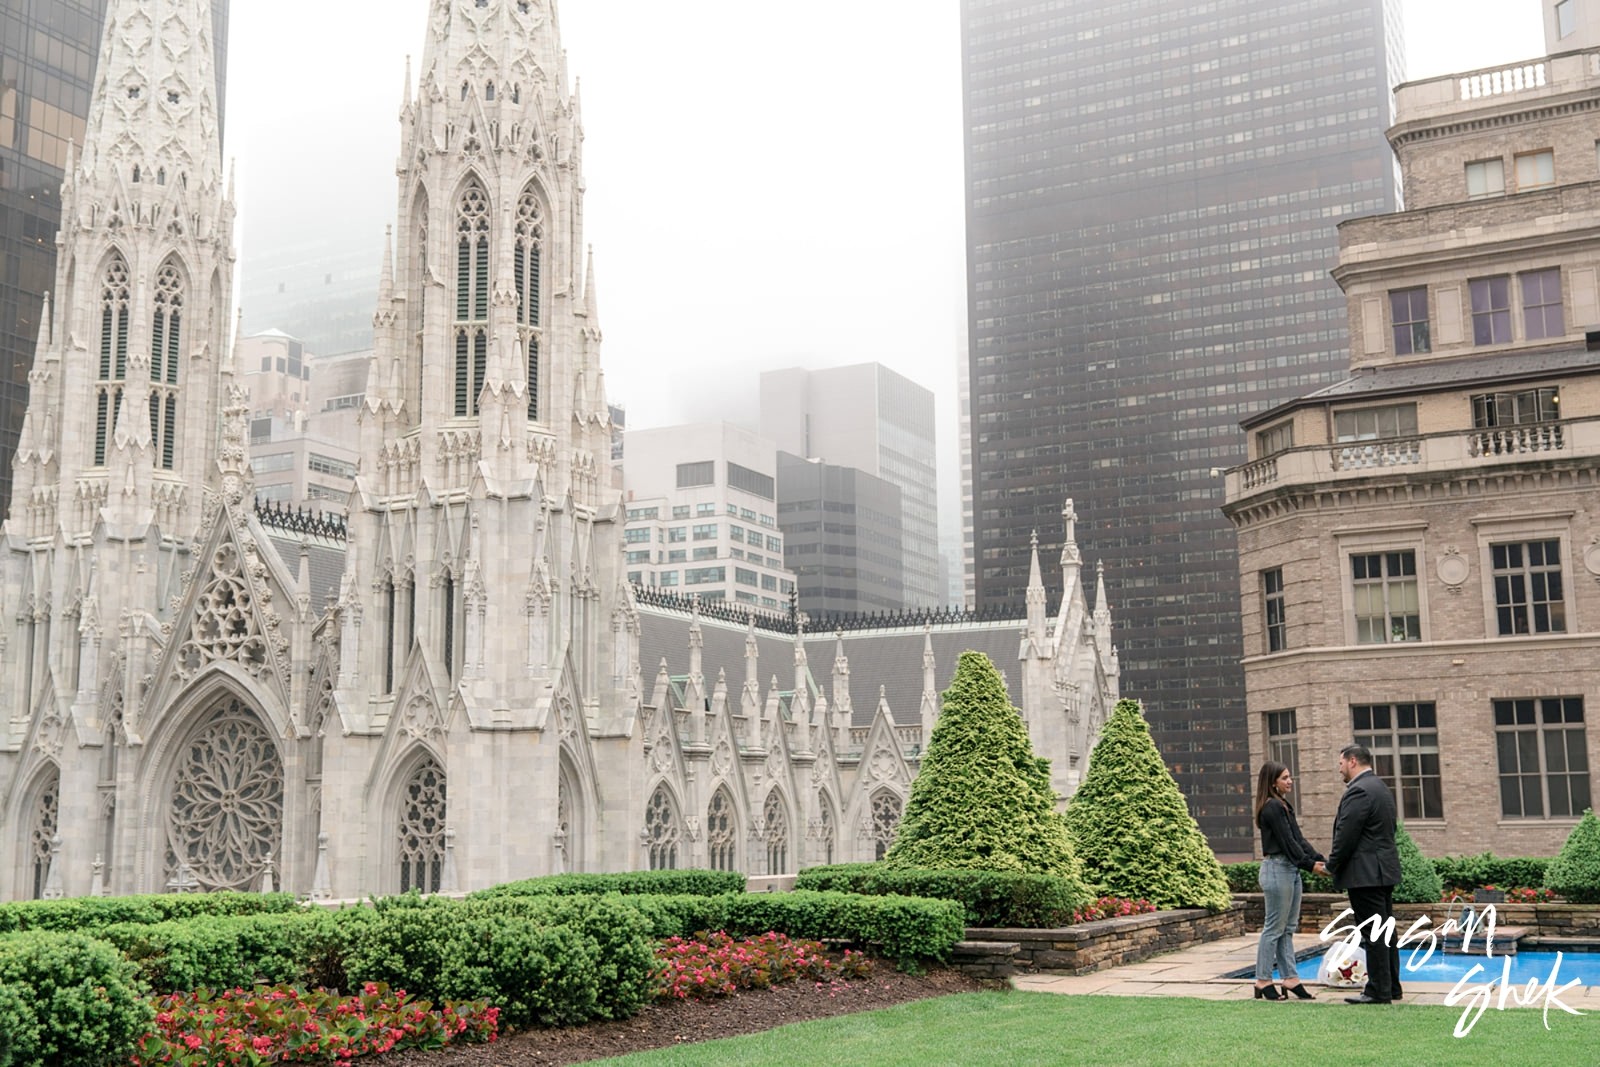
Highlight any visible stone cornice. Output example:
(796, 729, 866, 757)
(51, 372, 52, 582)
(1387, 91, 1600, 152)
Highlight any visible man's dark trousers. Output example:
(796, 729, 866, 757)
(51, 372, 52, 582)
(1348, 884, 1401, 1001)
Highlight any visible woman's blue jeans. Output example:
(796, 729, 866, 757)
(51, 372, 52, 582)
(1255, 856, 1303, 982)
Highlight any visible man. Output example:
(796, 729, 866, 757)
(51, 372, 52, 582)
(1327, 742, 1402, 1005)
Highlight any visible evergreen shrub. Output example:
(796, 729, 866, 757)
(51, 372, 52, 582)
(884, 651, 1085, 893)
(1394, 823, 1443, 904)
(0, 930, 153, 1067)
(1545, 809, 1600, 904)
(1064, 697, 1231, 910)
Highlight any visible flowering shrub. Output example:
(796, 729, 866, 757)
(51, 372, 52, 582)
(655, 931, 873, 1001)
(1440, 886, 1558, 904)
(131, 982, 496, 1066)
(1070, 896, 1156, 923)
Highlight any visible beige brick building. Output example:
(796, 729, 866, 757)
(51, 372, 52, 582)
(1223, 46, 1600, 859)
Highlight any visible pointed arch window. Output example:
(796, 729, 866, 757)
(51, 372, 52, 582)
(149, 261, 183, 469)
(381, 576, 397, 695)
(94, 255, 131, 465)
(815, 795, 835, 866)
(164, 699, 284, 891)
(871, 790, 903, 862)
(707, 788, 737, 872)
(454, 181, 491, 417)
(514, 186, 543, 420)
(645, 786, 680, 870)
(29, 771, 60, 899)
(441, 571, 458, 680)
(763, 789, 789, 875)
(398, 756, 447, 893)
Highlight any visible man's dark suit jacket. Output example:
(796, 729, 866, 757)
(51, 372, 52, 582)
(1328, 768, 1401, 891)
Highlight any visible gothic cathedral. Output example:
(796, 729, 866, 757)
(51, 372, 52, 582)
(0, 0, 1120, 902)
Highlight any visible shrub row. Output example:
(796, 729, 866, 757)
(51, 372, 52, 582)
(794, 863, 1093, 927)
(469, 868, 746, 900)
(1224, 857, 1557, 896)
(0, 892, 300, 936)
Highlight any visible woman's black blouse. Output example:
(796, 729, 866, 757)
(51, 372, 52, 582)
(1257, 798, 1324, 872)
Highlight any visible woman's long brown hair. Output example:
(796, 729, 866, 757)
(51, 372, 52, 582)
(1254, 760, 1289, 823)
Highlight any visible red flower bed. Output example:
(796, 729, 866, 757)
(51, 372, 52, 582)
(1441, 886, 1558, 904)
(655, 931, 874, 1001)
(1071, 896, 1157, 923)
(131, 982, 497, 1065)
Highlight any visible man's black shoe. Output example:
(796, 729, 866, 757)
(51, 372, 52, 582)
(1344, 994, 1392, 1004)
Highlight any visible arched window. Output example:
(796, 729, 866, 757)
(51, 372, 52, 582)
(485, 81, 495, 102)
(707, 788, 737, 872)
(514, 186, 543, 419)
(763, 789, 788, 875)
(381, 576, 397, 694)
(644, 786, 679, 870)
(94, 255, 131, 465)
(815, 795, 835, 866)
(441, 571, 457, 680)
(148, 261, 182, 469)
(164, 698, 284, 891)
(870, 790, 902, 862)
(29, 771, 59, 899)
(454, 181, 490, 416)
(398, 755, 447, 893)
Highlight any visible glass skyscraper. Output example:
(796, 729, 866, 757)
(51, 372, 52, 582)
(962, 0, 1403, 848)
(0, 0, 229, 517)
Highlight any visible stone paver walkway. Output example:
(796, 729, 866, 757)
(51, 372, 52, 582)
(1011, 933, 1600, 1007)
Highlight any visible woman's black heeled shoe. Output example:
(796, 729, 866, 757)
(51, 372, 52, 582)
(1254, 985, 1284, 1000)
(1282, 983, 1315, 1000)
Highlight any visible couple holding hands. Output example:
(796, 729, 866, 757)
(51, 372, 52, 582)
(1253, 743, 1403, 1004)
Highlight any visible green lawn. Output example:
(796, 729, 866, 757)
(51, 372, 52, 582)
(593, 991, 1599, 1066)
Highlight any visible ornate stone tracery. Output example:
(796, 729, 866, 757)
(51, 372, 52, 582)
(869, 790, 902, 862)
(398, 756, 447, 893)
(762, 789, 788, 875)
(644, 785, 679, 870)
(164, 699, 284, 891)
(29, 771, 60, 899)
(176, 542, 271, 680)
(706, 788, 736, 872)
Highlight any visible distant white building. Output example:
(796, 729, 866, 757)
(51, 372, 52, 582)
(623, 423, 796, 613)
(237, 332, 365, 513)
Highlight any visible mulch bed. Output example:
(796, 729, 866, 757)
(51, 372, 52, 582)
(384, 968, 992, 1066)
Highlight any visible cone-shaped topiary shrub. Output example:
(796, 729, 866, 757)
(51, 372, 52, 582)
(1394, 822, 1443, 903)
(884, 651, 1089, 897)
(1064, 697, 1232, 911)
(1545, 809, 1600, 904)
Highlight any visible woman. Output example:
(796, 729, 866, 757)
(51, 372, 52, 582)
(1254, 760, 1326, 1000)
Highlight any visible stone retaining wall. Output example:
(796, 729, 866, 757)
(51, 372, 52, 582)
(1234, 894, 1600, 940)
(963, 904, 1245, 976)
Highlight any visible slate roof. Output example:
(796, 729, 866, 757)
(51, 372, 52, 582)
(253, 503, 349, 611)
(637, 603, 1029, 728)
(1242, 344, 1600, 428)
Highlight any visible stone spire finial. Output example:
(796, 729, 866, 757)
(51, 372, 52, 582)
(1060, 498, 1082, 569)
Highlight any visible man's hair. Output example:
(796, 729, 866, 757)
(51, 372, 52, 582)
(1340, 742, 1373, 766)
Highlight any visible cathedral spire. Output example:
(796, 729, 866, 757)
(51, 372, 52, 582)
(79, 0, 224, 194)
(1025, 529, 1046, 643)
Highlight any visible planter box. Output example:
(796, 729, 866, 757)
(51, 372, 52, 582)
(965, 904, 1244, 975)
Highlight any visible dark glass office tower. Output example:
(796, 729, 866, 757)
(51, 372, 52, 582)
(0, 0, 229, 518)
(962, 0, 1402, 849)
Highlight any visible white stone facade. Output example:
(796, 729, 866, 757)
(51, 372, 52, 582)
(0, 0, 1119, 901)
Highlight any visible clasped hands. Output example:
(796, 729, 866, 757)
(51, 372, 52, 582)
(1311, 861, 1329, 876)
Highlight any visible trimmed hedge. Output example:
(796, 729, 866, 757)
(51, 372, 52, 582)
(95, 910, 346, 994)
(0, 892, 300, 936)
(1435, 854, 1551, 891)
(341, 894, 657, 1026)
(1226, 854, 1558, 896)
(1394, 823, 1444, 904)
(0, 930, 153, 1067)
(794, 863, 1090, 927)
(470, 869, 747, 900)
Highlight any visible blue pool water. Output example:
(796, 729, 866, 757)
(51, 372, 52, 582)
(1299, 949, 1600, 986)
